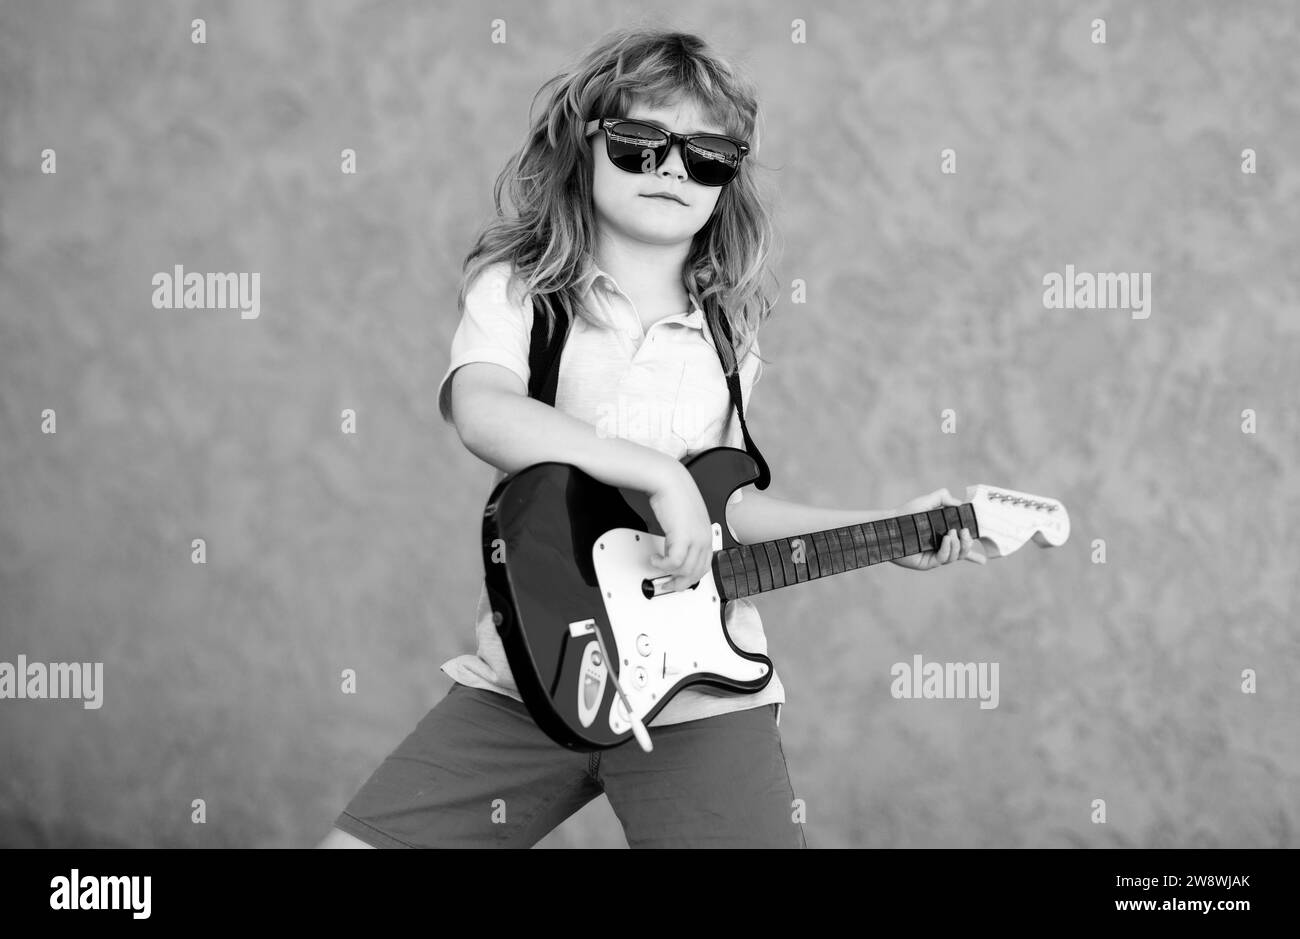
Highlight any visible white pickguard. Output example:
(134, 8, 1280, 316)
(586, 527, 769, 736)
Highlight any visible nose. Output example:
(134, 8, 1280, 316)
(656, 141, 688, 181)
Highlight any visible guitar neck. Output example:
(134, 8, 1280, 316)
(713, 503, 981, 601)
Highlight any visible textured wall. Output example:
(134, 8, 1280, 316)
(1, 0, 1297, 848)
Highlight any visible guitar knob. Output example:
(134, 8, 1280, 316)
(634, 667, 648, 688)
(636, 634, 652, 656)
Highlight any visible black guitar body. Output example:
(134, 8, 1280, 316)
(481, 446, 773, 751)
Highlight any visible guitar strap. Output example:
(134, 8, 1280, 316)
(526, 292, 771, 490)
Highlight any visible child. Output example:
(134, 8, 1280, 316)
(319, 25, 983, 850)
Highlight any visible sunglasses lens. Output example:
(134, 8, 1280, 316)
(601, 121, 744, 186)
(685, 137, 742, 186)
(606, 121, 668, 174)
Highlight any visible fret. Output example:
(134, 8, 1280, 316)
(834, 527, 853, 572)
(722, 548, 743, 600)
(942, 506, 961, 538)
(822, 529, 841, 575)
(958, 503, 979, 538)
(847, 524, 868, 570)
(840, 527, 857, 573)
(754, 542, 773, 593)
(806, 530, 826, 574)
(914, 511, 933, 553)
(855, 522, 870, 565)
(900, 514, 919, 556)
(776, 538, 800, 584)
(856, 523, 875, 569)
(719, 549, 736, 598)
(927, 509, 947, 546)
(785, 536, 802, 579)
(884, 517, 903, 560)
(846, 528, 863, 568)
(762, 541, 786, 589)
(725, 546, 742, 597)
(824, 528, 846, 575)
(782, 535, 798, 579)
(715, 549, 733, 598)
(865, 520, 882, 565)
(740, 545, 760, 596)
(845, 528, 862, 569)
(813, 529, 831, 574)
(840, 526, 857, 569)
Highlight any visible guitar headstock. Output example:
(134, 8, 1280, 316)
(964, 484, 1070, 558)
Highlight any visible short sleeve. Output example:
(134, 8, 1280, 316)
(436, 262, 533, 424)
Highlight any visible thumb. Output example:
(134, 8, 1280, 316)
(936, 487, 960, 506)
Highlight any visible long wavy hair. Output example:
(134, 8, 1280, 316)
(458, 24, 779, 376)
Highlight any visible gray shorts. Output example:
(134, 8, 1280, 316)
(335, 682, 807, 848)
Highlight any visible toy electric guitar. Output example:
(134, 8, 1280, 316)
(481, 446, 1069, 754)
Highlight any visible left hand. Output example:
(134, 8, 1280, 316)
(889, 488, 988, 570)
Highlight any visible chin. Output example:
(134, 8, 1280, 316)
(628, 225, 702, 246)
(624, 211, 703, 236)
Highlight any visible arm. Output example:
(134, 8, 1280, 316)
(451, 362, 717, 591)
(725, 488, 894, 545)
(713, 337, 981, 568)
(449, 361, 680, 494)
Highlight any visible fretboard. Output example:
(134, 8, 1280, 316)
(712, 503, 980, 601)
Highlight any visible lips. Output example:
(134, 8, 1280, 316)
(641, 193, 686, 205)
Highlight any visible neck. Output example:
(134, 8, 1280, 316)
(711, 502, 979, 601)
(591, 237, 691, 317)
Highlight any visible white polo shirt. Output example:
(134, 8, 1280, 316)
(436, 259, 784, 728)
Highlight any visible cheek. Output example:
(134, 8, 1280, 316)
(591, 157, 638, 208)
(590, 157, 611, 204)
(691, 188, 723, 223)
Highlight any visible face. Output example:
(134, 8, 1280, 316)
(589, 99, 727, 249)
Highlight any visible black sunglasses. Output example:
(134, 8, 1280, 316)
(585, 117, 750, 187)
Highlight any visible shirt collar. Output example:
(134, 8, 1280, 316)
(580, 261, 707, 331)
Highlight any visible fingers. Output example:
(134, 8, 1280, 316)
(950, 527, 986, 565)
(678, 542, 708, 591)
(939, 528, 957, 564)
(939, 527, 970, 564)
(652, 537, 687, 573)
(930, 527, 987, 568)
(963, 529, 987, 565)
(652, 535, 712, 591)
(650, 539, 685, 590)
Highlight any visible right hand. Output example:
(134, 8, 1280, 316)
(646, 461, 715, 593)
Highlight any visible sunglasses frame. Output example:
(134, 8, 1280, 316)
(584, 117, 750, 187)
